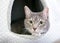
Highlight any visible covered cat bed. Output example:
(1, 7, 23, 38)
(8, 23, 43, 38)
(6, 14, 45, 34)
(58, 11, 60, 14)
(0, 0, 60, 43)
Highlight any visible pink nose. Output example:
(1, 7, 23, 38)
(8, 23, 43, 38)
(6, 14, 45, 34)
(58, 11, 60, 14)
(33, 28, 37, 31)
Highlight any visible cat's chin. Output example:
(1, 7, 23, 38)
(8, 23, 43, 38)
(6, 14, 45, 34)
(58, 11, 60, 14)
(32, 33, 41, 36)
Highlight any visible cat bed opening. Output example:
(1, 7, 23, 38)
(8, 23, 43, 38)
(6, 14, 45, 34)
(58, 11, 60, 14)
(11, 0, 46, 36)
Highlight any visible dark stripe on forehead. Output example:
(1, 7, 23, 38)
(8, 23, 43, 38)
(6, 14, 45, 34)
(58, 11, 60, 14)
(31, 12, 43, 17)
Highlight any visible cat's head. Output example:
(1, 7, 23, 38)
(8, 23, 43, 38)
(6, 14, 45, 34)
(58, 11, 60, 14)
(24, 6, 49, 36)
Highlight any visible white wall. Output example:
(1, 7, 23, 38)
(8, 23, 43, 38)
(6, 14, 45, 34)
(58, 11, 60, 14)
(0, 0, 60, 43)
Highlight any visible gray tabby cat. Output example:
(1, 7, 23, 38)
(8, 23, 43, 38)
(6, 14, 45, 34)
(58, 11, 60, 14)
(24, 6, 49, 36)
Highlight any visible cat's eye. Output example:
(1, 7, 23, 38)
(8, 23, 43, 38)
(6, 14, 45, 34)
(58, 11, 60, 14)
(30, 21, 32, 23)
(40, 21, 43, 24)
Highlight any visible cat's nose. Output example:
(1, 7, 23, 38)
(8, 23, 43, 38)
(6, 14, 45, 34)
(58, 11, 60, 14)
(33, 28, 37, 31)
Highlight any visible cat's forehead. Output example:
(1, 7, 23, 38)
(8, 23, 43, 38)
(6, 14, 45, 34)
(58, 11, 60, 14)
(30, 12, 43, 19)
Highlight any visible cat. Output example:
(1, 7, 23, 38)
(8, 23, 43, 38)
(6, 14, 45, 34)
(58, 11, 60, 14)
(24, 6, 49, 36)
(11, 6, 49, 36)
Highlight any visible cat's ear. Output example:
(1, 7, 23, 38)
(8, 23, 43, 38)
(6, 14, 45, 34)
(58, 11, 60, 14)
(24, 6, 32, 18)
(43, 7, 49, 19)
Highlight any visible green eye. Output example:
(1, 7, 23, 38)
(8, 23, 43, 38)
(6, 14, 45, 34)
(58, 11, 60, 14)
(40, 21, 43, 24)
(30, 21, 32, 23)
